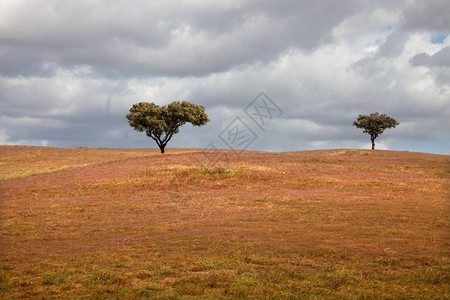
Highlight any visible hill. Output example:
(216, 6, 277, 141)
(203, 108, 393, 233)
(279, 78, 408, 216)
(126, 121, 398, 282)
(0, 146, 449, 299)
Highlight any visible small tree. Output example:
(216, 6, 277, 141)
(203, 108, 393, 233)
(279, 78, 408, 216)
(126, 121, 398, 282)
(126, 101, 209, 153)
(353, 112, 399, 150)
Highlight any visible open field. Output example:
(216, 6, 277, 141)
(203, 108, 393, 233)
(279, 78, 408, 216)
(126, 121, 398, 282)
(0, 146, 449, 299)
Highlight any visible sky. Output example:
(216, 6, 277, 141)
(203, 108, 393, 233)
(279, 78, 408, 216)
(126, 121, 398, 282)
(1, 0, 449, 154)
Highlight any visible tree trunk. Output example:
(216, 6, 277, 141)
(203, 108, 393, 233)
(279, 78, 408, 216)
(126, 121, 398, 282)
(159, 145, 165, 154)
(371, 138, 375, 150)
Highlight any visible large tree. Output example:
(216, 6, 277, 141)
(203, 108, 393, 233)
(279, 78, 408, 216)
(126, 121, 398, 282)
(353, 112, 399, 150)
(126, 101, 209, 153)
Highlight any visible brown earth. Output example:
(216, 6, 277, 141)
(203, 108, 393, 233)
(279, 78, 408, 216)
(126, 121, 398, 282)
(0, 146, 449, 299)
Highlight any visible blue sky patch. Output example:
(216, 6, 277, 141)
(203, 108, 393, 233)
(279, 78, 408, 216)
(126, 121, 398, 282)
(381, 25, 394, 32)
(430, 33, 448, 44)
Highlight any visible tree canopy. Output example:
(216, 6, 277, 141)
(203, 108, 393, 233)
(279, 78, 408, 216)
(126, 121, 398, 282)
(126, 101, 209, 153)
(353, 112, 399, 150)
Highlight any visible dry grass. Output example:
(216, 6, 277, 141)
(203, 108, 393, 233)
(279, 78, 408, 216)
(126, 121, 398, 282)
(0, 146, 449, 299)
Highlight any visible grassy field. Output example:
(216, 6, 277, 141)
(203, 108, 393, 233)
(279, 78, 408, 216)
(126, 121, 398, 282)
(0, 146, 449, 299)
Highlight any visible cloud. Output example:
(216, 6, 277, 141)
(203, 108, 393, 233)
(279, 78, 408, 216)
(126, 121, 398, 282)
(401, 0, 450, 32)
(410, 46, 450, 67)
(0, 0, 449, 154)
(0, 0, 367, 78)
(409, 46, 450, 88)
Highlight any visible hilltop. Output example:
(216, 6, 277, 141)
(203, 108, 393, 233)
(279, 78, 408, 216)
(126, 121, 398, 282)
(0, 146, 449, 298)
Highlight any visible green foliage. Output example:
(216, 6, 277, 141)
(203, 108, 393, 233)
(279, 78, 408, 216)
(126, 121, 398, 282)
(126, 101, 209, 153)
(42, 272, 66, 286)
(353, 112, 399, 149)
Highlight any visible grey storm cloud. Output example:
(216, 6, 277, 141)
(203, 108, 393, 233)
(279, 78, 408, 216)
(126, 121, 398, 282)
(401, 0, 450, 32)
(410, 46, 450, 88)
(0, 0, 366, 78)
(0, 0, 449, 153)
(410, 46, 450, 67)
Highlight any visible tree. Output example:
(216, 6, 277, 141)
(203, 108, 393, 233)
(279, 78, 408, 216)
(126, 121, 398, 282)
(126, 101, 209, 153)
(353, 112, 399, 150)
